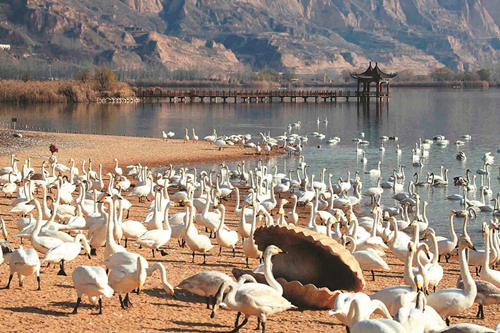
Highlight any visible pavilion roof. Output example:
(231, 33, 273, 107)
(350, 62, 397, 81)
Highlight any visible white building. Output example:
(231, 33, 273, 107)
(0, 44, 11, 50)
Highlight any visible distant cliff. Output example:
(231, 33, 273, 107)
(1, 0, 500, 76)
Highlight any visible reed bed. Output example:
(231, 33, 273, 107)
(0, 80, 135, 103)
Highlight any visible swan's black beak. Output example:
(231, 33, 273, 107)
(471, 246, 477, 251)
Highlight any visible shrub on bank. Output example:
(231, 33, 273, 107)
(0, 80, 136, 103)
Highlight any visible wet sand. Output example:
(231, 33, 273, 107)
(0, 129, 499, 332)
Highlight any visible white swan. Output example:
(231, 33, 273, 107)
(4, 245, 41, 290)
(184, 201, 213, 264)
(103, 196, 126, 260)
(71, 265, 114, 314)
(479, 222, 500, 288)
(214, 204, 238, 256)
(108, 256, 148, 309)
(113, 158, 123, 176)
(349, 297, 405, 333)
(427, 236, 477, 325)
(345, 235, 389, 281)
(365, 161, 382, 176)
(29, 199, 64, 254)
(211, 245, 295, 333)
(422, 228, 444, 292)
(42, 234, 91, 276)
(242, 204, 262, 268)
(135, 201, 174, 257)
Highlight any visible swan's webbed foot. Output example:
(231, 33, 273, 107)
(57, 260, 67, 276)
(160, 249, 168, 256)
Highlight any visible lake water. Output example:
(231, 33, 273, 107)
(2, 87, 500, 245)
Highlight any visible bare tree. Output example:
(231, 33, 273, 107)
(93, 67, 116, 91)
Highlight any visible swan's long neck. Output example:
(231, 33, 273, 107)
(429, 232, 439, 264)
(263, 251, 283, 296)
(233, 188, 241, 213)
(106, 199, 118, 247)
(404, 247, 415, 286)
(217, 206, 225, 232)
(484, 230, 492, 271)
(390, 219, 399, 247)
(459, 243, 476, 296)
(147, 262, 173, 292)
(448, 214, 458, 245)
(32, 200, 44, 237)
(203, 189, 211, 215)
(307, 204, 315, 228)
(371, 208, 379, 237)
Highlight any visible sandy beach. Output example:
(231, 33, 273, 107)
(0, 129, 499, 332)
(0, 129, 281, 172)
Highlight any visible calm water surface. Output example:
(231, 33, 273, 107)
(2, 88, 500, 245)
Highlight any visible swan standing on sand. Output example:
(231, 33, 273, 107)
(29, 199, 64, 254)
(113, 158, 123, 176)
(242, 204, 263, 268)
(42, 234, 91, 276)
(345, 235, 389, 281)
(108, 257, 147, 309)
(192, 128, 199, 143)
(135, 201, 174, 257)
(211, 245, 295, 333)
(427, 236, 477, 326)
(214, 204, 238, 256)
(4, 245, 41, 290)
(71, 266, 114, 314)
(184, 201, 213, 264)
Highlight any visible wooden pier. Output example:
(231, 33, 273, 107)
(137, 89, 368, 103)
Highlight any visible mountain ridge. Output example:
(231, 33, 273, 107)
(1, 0, 499, 77)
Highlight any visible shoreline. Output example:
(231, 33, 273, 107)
(0, 129, 282, 173)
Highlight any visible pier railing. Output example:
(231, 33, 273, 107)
(136, 89, 386, 103)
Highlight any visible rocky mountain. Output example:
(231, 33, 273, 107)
(1, 0, 500, 77)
